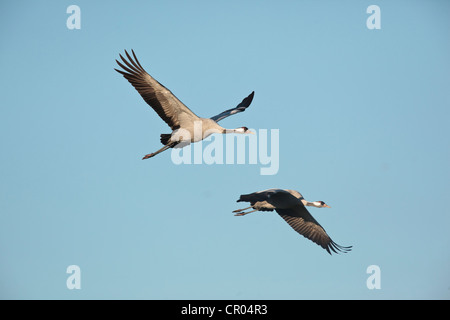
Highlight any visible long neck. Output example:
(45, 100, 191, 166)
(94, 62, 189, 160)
(199, 119, 226, 136)
(223, 128, 245, 134)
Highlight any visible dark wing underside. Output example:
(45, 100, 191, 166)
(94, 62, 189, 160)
(276, 205, 352, 255)
(114, 49, 198, 130)
(210, 91, 255, 123)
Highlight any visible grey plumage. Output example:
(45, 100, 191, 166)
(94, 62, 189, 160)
(115, 49, 255, 159)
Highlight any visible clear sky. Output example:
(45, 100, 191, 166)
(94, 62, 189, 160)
(0, 0, 449, 299)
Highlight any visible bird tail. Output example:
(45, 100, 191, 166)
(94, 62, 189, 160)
(237, 192, 269, 203)
(237, 194, 254, 203)
(160, 134, 171, 146)
(160, 134, 189, 149)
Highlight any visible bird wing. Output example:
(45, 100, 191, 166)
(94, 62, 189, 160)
(115, 50, 199, 130)
(210, 91, 254, 123)
(276, 204, 352, 255)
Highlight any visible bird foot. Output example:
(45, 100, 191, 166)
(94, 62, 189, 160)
(142, 153, 155, 160)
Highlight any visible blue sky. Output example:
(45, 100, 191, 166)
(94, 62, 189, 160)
(0, 0, 449, 299)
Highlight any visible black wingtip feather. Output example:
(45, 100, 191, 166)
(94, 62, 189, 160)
(243, 91, 254, 107)
(327, 241, 352, 255)
(131, 49, 145, 70)
(119, 52, 140, 74)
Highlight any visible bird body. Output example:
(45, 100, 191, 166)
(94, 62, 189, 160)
(115, 50, 255, 159)
(234, 188, 352, 255)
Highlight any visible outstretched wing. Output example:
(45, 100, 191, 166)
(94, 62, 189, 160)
(115, 49, 199, 130)
(276, 205, 352, 255)
(210, 91, 254, 123)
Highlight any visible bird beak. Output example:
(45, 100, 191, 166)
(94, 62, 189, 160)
(324, 204, 331, 208)
(246, 130, 255, 134)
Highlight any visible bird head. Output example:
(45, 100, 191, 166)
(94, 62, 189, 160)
(235, 126, 255, 134)
(317, 201, 331, 208)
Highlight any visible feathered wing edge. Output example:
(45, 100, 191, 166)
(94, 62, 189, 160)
(115, 49, 196, 130)
(277, 211, 352, 255)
